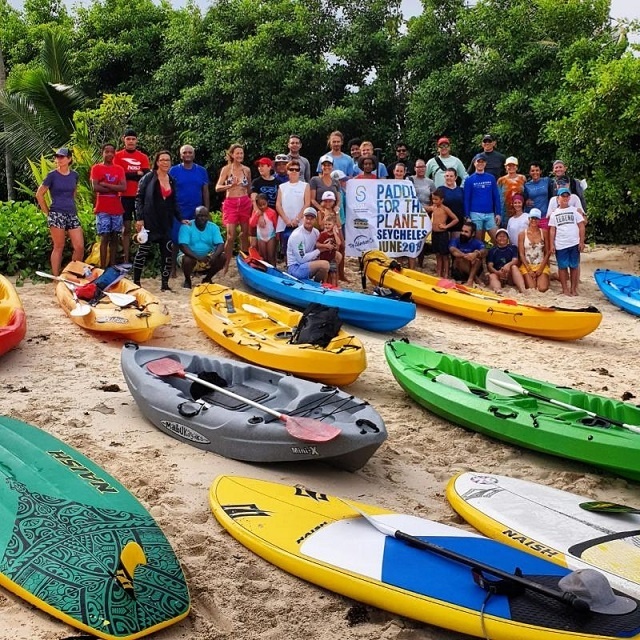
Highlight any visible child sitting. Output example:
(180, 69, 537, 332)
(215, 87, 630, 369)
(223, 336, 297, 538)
(316, 214, 343, 286)
(249, 193, 278, 266)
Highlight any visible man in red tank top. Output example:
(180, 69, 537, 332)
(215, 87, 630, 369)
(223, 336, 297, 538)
(114, 129, 150, 262)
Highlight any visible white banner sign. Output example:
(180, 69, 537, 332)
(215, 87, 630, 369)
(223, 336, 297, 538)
(344, 180, 431, 258)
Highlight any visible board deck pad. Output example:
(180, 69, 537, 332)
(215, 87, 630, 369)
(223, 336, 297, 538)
(447, 472, 640, 599)
(210, 475, 640, 640)
(0, 415, 189, 639)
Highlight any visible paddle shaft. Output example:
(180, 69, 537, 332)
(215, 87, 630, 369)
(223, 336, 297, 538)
(490, 376, 640, 434)
(36, 271, 136, 307)
(394, 528, 589, 611)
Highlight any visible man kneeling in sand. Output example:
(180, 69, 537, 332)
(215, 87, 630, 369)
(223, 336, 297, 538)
(286, 208, 330, 282)
(449, 221, 485, 286)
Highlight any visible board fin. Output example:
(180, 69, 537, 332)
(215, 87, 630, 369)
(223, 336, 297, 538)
(114, 541, 147, 595)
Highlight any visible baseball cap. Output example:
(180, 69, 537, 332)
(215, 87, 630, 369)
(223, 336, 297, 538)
(303, 207, 318, 217)
(319, 154, 334, 165)
(557, 187, 571, 196)
(124, 128, 137, 137)
(321, 191, 336, 201)
(255, 156, 273, 167)
(482, 134, 494, 142)
(495, 228, 509, 238)
(558, 569, 636, 615)
(505, 156, 518, 166)
(528, 208, 542, 219)
(274, 154, 289, 164)
(437, 137, 450, 146)
(55, 147, 71, 157)
(474, 153, 488, 162)
(331, 169, 347, 181)
(553, 159, 565, 167)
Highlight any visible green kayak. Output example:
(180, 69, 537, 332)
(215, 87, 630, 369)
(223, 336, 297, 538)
(385, 338, 640, 482)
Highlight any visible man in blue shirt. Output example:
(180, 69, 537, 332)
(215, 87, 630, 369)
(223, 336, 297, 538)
(169, 144, 210, 276)
(449, 221, 485, 286)
(177, 206, 225, 288)
(464, 154, 502, 243)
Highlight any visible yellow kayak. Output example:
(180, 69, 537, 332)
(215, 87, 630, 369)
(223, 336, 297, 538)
(361, 251, 602, 341)
(191, 283, 366, 386)
(0, 275, 27, 356)
(54, 261, 170, 342)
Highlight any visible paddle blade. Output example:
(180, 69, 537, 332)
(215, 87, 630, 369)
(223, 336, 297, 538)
(579, 501, 640, 515)
(146, 358, 187, 379)
(280, 415, 341, 443)
(70, 304, 92, 317)
(485, 369, 524, 396)
(242, 303, 268, 318)
(435, 278, 456, 289)
(434, 373, 472, 393)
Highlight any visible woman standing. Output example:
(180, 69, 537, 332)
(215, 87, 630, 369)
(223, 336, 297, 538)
(310, 155, 341, 211)
(133, 150, 184, 291)
(215, 143, 252, 272)
(36, 148, 83, 276)
(275, 160, 310, 257)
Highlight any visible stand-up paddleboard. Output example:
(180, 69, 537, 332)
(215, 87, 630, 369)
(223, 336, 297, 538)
(0, 415, 190, 639)
(210, 475, 640, 640)
(447, 472, 640, 599)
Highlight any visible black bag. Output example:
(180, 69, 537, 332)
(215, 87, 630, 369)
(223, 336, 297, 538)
(290, 303, 342, 348)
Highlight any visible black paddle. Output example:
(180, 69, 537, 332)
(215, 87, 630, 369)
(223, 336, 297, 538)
(345, 502, 590, 612)
(579, 501, 640, 515)
(146, 357, 341, 443)
(485, 369, 640, 435)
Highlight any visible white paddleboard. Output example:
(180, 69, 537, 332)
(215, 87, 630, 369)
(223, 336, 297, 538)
(447, 472, 640, 598)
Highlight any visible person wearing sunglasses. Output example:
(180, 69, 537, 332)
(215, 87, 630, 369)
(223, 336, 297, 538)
(387, 142, 414, 177)
(275, 161, 310, 258)
(425, 137, 468, 188)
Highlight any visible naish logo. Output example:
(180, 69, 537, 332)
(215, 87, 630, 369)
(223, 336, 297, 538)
(222, 503, 270, 519)
(296, 521, 328, 544)
(290, 445, 319, 456)
(502, 528, 558, 558)
(47, 450, 118, 494)
(294, 487, 329, 502)
(161, 420, 210, 444)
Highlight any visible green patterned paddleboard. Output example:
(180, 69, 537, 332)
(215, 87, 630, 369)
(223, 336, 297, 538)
(0, 415, 190, 639)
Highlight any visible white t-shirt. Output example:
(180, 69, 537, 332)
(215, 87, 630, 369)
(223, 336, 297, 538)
(548, 206, 584, 250)
(286, 226, 320, 266)
(277, 181, 308, 232)
(547, 194, 582, 217)
(507, 214, 529, 247)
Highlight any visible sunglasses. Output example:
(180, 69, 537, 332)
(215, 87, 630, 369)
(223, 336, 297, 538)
(288, 168, 300, 172)
(438, 143, 450, 148)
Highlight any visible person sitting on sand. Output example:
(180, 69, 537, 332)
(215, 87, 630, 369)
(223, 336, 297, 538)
(449, 221, 485, 286)
(486, 228, 526, 294)
(518, 209, 550, 292)
(286, 208, 330, 282)
(429, 188, 459, 279)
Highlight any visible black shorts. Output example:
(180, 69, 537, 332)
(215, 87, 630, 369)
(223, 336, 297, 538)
(431, 231, 450, 256)
(121, 196, 136, 222)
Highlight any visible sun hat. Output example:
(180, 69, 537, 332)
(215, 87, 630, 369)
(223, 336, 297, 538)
(274, 154, 289, 164)
(557, 187, 571, 196)
(321, 191, 336, 201)
(331, 169, 347, 181)
(528, 208, 542, 219)
(255, 157, 273, 167)
(55, 147, 71, 157)
(319, 154, 334, 165)
(558, 569, 637, 615)
(303, 207, 317, 217)
(505, 156, 518, 166)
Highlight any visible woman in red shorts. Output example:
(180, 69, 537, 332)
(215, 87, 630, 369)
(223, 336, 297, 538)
(215, 143, 252, 273)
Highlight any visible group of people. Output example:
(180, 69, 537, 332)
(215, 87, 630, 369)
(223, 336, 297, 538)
(36, 129, 587, 295)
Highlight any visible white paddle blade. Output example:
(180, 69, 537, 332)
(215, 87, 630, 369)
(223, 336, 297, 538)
(434, 373, 472, 393)
(242, 303, 268, 319)
(485, 369, 524, 396)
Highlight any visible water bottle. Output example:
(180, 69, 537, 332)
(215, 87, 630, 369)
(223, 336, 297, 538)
(225, 293, 235, 313)
(82, 265, 93, 278)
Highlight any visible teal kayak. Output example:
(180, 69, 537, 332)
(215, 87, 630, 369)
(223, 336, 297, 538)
(384, 339, 640, 481)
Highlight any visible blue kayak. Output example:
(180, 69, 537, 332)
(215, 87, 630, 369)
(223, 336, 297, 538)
(594, 269, 640, 317)
(236, 255, 416, 332)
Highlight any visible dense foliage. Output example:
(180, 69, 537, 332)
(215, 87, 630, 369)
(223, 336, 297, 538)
(0, 0, 639, 253)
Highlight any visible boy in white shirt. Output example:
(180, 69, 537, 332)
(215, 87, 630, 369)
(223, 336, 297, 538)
(548, 188, 585, 296)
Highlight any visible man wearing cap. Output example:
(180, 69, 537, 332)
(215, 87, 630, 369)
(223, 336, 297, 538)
(467, 134, 506, 180)
(548, 187, 585, 296)
(497, 156, 526, 220)
(425, 137, 468, 187)
(463, 154, 502, 243)
(386, 141, 415, 177)
(168, 144, 210, 277)
(486, 228, 525, 294)
(114, 129, 150, 263)
(286, 135, 311, 183)
(273, 154, 290, 184)
(548, 159, 587, 213)
(286, 207, 330, 282)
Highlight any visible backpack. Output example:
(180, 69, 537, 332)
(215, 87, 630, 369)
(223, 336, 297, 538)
(290, 303, 342, 348)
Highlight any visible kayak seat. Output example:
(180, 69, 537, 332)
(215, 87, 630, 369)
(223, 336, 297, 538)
(199, 383, 270, 410)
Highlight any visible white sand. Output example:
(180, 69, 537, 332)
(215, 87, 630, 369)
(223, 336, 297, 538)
(2, 245, 640, 640)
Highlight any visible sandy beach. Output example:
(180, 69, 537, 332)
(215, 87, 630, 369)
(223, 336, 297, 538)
(2, 244, 640, 640)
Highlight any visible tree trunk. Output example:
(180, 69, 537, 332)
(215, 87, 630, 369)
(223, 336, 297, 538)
(0, 45, 14, 200)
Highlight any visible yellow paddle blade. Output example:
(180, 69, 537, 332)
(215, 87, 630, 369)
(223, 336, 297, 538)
(115, 541, 147, 593)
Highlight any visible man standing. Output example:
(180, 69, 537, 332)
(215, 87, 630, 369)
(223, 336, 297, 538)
(464, 154, 502, 243)
(286, 207, 330, 282)
(386, 141, 415, 177)
(347, 138, 361, 174)
(114, 129, 150, 263)
(287, 134, 311, 183)
(467, 134, 505, 180)
(316, 131, 355, 178)
(425, 137, 468, 187)
(169, 144, 210, 277)
(549, 159, 587, 211)
(90, 143, 126, 268)
(177, 206, 225, 288)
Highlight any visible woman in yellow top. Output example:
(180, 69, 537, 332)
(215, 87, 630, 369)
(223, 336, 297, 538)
(518, 209, 550, 292)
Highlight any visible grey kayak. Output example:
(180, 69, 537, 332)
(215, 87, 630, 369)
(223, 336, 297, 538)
(121, 343, 387, 471)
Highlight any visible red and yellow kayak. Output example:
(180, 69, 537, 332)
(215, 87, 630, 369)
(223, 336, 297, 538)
(0, 275, 26, 356)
